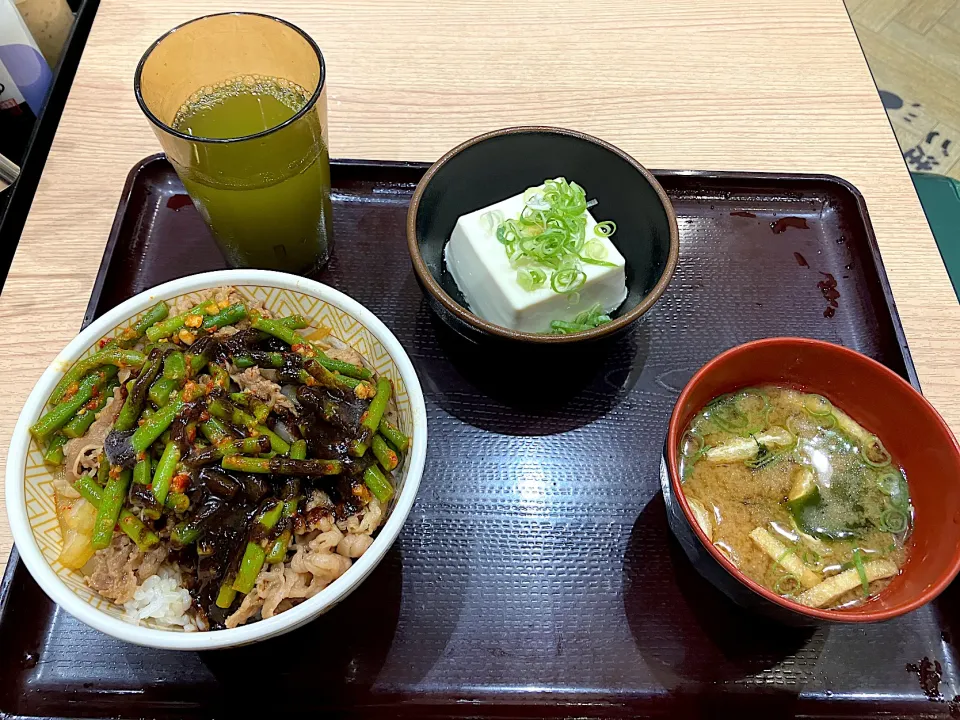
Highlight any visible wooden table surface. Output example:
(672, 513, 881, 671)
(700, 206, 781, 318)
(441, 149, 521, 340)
(1, 0, 958, 575)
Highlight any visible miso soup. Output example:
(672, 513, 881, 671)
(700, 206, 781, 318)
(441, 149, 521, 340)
(679, 386, 912, 609)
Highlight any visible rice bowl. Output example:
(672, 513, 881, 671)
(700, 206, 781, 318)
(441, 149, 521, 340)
(6, 270, 427, 649)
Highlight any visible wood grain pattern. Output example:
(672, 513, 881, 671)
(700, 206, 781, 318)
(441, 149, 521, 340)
(1, 0, 958, 576)
(895, 0, 957, 33)
(943, 2, 960, 30)
(853, 0, 913, 31)
(850, 0, 960, 179)
(882, 20, 960, 77)
(856, 24, 960, 119)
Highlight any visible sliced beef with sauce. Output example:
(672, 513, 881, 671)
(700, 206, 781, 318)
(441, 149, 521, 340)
(84, 534, 167, 604)
(63, 385, 123, 481)
(229, 366, 297, 414)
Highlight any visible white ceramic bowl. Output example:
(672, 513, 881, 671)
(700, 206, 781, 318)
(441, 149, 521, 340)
(6, 270, 427, 650)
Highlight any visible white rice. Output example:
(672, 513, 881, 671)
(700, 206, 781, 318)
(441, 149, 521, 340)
(123, 565, 198, 631)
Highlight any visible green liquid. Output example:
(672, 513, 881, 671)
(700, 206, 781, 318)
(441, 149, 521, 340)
(171, 76, 332, 272)
(174, 80, 303, 138)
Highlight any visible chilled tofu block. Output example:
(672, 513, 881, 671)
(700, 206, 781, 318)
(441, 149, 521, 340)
(443, 191, 627, 333)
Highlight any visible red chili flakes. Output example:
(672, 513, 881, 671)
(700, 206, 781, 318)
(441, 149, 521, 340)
(199, 410, 211, 422)
(171, 474, 190, 493)
(62, 382, 80, 402)
(182, 381, 203, 402)
(109, 466, 122, 480)
(186, 425, 197, 443)
(98, 338, 113, 349)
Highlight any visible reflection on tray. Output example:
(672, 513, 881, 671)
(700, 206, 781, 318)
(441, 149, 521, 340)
(3, 156, 955, 719)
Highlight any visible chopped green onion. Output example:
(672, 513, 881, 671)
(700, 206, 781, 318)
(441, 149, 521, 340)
(803, 394, 833, 416)
(594, 220, 617, 237)
(876, 471, 900, 495)
(861, 436, 892, 467)
(583, 238, 609, 260)
(776, 546, 797, 564)
(580, 238, 616, 267)
(516, 267, 547, 291)
(774, 574, 800, 595)
(880, 508, 909, 534)
(815, 414, 838, 430)
(735, 388, 770, 415)
(480, 209, 505, 235)
(852, 548, 869, 595)
(550, 320, 589, 333)
(550, 265, 587, 294)
(711, 401, 749, 432)
(522, 186, 552, 210)
(572, 304, 608, 325)
(877, 470, 910, 509)
(494, 178, 617, 296)
(786, 414, 808, 438)
(580, 257, 616, 268)
(549, 303, 612, 334)
(706, 393, 733, 408)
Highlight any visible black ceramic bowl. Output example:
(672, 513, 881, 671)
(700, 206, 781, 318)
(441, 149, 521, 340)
(406, 127, 680, 344)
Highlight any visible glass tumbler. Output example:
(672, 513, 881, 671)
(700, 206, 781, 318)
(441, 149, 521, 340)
(135, 12, 333, 273)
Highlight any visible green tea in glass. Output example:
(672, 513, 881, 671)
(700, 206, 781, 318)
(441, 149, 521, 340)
(135, 13, 333, 273)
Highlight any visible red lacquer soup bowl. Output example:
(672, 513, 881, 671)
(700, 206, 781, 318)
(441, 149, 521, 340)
(664, 338, 960, 623)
